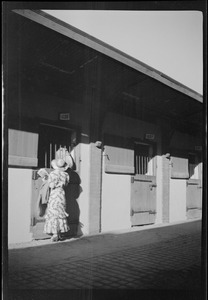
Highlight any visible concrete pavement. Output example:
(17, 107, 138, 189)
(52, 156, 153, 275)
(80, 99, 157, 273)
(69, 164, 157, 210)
(7, 219, 205, 299)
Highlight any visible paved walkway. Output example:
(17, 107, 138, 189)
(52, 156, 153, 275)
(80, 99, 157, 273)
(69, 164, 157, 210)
(7, 220, 204, 298)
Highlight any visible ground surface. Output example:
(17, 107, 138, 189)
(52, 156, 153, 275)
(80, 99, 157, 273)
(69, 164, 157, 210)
(6, 220, 206, 299)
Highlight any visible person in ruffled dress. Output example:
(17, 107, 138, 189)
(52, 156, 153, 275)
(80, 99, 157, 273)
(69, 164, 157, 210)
(44, 158, 70, 242)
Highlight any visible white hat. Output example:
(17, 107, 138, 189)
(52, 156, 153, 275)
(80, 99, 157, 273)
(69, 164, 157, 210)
(51, 158, 69, 171)
(55, 148, 74, 169)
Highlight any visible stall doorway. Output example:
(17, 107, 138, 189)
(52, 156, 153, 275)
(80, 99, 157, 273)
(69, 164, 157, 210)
(31, 124, 74, 239)
(186, 152, 202, 219)
(130, 142, 157, 226)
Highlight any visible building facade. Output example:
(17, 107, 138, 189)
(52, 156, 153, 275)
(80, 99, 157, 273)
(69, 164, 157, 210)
(5, 10, 203, 243)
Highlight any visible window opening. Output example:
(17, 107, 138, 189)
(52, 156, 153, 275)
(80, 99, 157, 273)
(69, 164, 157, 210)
(135, 143, 153, 175)
(38, 124, 72, 168)
(188, 153, 199, 179)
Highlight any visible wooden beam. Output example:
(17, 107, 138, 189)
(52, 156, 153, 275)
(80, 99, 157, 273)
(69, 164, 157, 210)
(40, 61, 75, 75)
(12, 9, 203, 103)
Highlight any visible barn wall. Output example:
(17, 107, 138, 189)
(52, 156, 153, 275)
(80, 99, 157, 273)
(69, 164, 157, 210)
(101, 171, 132, 232)
(8, 90, 93, 243)
(8, 168, 33, 243)
(169, 179, 187, 222)
(9, 91, 89, 132)
(101, 113, 162, 231)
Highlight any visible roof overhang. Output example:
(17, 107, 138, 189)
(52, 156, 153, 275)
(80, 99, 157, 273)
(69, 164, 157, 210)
(12, 9, 203, 103)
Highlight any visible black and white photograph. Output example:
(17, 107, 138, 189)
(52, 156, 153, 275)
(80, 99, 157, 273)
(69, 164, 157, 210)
(2, 1, 207, 300)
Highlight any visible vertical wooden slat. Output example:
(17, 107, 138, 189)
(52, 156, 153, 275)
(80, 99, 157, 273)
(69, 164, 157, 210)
(138, 155, 139, 174)
(137, 153, 139, 174)
(147, 156, 149, 174)
(55, 144, 57, 159)
(146, 156, 147, 174)
(143, 156, 144, 174)
(142, 155, 144, 174)
(138, 155, 140, 174)
(44, 150, 47, 168)
(144, 156, 147, 174)
(136, 155, 138, 174)
(47, 144, 49, 168)
(49, 143, 52, 165)
(142, 156, 144, 174)
(147, 156, 150, 174)
(147, 156, 149, 173)
(141, 156, 143, 174)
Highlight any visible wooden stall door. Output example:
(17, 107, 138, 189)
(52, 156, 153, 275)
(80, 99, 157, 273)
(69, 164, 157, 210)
(130, 143, 157, 226)
(186, 153, 202, 219)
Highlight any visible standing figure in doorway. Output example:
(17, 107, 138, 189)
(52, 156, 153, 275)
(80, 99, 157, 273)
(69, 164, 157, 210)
(44, 158, 70, 241)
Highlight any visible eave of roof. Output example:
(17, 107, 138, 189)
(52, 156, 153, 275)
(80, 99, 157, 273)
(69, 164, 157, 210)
(13, 9, 203, 103)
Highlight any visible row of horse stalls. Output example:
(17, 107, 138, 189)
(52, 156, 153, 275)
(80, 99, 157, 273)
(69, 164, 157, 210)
(100, 112, 202, 232)
(5, 9, 203, 243)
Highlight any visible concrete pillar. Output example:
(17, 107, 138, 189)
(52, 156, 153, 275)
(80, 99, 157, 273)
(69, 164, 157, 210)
(162, 155, 171, 223)
(88, 143, 102, 234)
(86, 57, 103, 234)
(157, 118, 172, 224)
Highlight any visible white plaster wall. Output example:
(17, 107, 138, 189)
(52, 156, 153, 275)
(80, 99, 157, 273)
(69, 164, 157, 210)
(8, 168, 33, 244)
(101, 171, 131, 232)
(77, 142, 90, 235)
(169, 179, 187, 222)
(155, 155, 163, 224)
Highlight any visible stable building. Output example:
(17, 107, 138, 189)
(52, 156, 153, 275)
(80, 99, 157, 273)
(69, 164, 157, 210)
(5, 10, 203, 244)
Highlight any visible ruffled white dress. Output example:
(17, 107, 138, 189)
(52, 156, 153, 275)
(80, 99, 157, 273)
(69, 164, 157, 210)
(44, 169, 69, 235)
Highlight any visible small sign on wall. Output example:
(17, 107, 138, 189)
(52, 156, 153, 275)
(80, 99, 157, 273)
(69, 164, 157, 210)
(59, 113, 70, 121)
(145, 133, 155, 140)
(195, 146, 202, 151)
